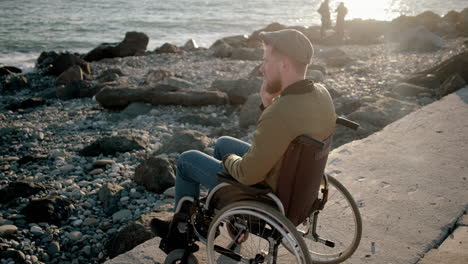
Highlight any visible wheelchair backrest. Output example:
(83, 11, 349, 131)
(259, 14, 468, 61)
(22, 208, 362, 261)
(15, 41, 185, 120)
(276, 134, 332, 226)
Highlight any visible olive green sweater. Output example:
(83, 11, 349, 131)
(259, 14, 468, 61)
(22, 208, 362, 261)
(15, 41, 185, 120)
(223, 80, 336, 191)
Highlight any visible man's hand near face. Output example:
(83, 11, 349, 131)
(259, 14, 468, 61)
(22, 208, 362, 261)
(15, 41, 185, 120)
(260, 79, 281, 108)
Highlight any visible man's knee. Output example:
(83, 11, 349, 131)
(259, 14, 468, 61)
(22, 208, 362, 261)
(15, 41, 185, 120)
(178, 150, 203, 166)
(215, 136, 234, 149)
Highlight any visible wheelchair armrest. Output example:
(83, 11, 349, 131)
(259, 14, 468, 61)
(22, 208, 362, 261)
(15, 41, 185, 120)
(216, 172, 272, 195)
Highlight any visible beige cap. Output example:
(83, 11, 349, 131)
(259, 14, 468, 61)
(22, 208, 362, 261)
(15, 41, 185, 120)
(259, 29, 313, 65)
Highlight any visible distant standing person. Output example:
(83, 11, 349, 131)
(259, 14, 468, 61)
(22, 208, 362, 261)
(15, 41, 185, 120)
(335, 2, 348, 41)
(317, 0, 331, 39)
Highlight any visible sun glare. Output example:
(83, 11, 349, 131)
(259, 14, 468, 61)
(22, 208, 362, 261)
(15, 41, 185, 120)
(339, 0, 396, 21)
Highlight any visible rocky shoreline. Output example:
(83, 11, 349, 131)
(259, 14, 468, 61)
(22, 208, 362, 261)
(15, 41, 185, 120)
(1, 9, 468, 264)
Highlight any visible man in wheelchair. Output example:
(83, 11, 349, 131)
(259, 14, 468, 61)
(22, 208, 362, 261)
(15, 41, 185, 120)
(150, 29, 336, 260)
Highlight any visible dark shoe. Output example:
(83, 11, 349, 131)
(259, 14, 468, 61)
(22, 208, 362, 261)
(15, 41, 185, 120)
(150, 218, 171, 238)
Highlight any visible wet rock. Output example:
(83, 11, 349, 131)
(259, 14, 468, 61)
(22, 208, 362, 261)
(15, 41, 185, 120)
(1, 75, 29, 93)
(134, 157, 175, 194)
(0, 181, 47, 204)
(20, 196, 73, 225)
(84, 31, 149, 62)
(182, 39, 198, 51)
(36, 51, 90, 76)
(5, 97, 46, 111)
(56, 65, 83, 86)
(211, 78, 261, 104)
(0, 66, 21, 76)
(79, 135, 147, 156)
(154, 43, 182, 54)
(93, 159, 115, 168)
(239, 93, 262, 128)
(157, 129, 213, 155)
(97, 183, 124, 215)
(47, 241, 60, 256)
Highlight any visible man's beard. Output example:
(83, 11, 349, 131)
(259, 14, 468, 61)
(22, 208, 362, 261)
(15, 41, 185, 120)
(266, 78, 281, 94)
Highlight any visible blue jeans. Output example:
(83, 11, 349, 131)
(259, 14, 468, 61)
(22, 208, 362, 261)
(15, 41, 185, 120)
(174, 136, 250, 208)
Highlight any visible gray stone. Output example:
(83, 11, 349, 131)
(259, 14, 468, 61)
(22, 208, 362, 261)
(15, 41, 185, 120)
(67, 231, 83, 242)
(30, 225, 44, 235)
(120, 102, 153, 119)
(392, 83, 432, 97)
(211, 40, 233, 58)
(93, 159, 115, 168)
(182, 39, 198, 51)
(399, 26, 445, 52)
(439, 73, 466, 97)
(98, 183, 124, 215)
(112, 209, 132, 222)
(134, 157, 175, 194)
(79, 135, 147, 156)
(56, 65, 83, 86)
(0, 225, 18, 237)
(47, 241, 60, 255)
(157, 129, 213, 155)
(1, 249, 26, 262)
(144, 69, 173, 85)
(307, 70, 325, 82)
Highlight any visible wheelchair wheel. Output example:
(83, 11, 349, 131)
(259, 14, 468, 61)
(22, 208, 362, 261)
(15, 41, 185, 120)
(297, 175, 362, 263)
(206, 201, 311, 264)
(164, 249, 198, 264)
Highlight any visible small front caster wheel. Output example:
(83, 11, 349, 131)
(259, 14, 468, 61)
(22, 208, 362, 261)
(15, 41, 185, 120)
(164, 249, 199, 264)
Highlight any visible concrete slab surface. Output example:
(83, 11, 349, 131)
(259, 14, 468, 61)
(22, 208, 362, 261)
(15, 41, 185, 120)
(106, 88, 468, 264)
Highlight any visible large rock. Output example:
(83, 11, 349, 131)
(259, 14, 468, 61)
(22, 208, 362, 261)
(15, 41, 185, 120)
(210, 79, 261, 104)
(20, 196, 73, 225)
(106, 210, 172, 258)
(0, 75, 29, 93)
(56, 65, 83, 86)
(36, 51, 90, 76)
(0, 181, 47, 204)
(56, 80, 95, 100)
(97, 183, 124, 215)
(211, 40, 233, 58)
(318, 48, 352, 67)
(347, 97, 420, 129)
(120, 102, 153, 119)
(95, 85, 229, 109)
(154, 43, 181, 54)
(392, 83, 432, 97)
(0, 66, 21, 76)
(399, 26, 445, 52)
(457, 8, 468, 34)
(98, 68, 125, 83)
(84, 32, 149, 62)
(134, 157, 175, 194)
(211, 35, 249, 49)
(79, 135, 147, 156)
(5, 97, 46, 111)
(182, 39, 198, 51)
(239, 93, 262, 128)
(157, 129, 213, 155)
(439, 73, 466, 97)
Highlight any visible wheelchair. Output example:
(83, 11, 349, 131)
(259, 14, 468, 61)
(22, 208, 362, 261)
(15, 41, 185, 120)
(159, 117, 362, 264)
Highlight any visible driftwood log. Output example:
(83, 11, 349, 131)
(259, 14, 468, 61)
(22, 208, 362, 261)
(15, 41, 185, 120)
(95, 85, 229, 109)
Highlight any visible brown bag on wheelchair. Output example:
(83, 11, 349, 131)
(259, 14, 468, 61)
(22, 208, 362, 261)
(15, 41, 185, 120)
(276, 135, 332, 226)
